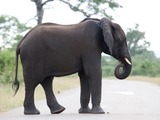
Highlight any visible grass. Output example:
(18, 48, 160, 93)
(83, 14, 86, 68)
(0, 75, 79, 112)
(1, 75, 160, 113)
(106, 76, 160, 85)
(126, 76, 160, 85)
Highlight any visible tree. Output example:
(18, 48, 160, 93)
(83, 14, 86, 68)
(0, 15, 30, 49)
(31, 0, 53, 24)
(0, 15, 28, 83)
(126, 24, 151, 56)
(125, 24, 160, 77)
(31, 0, 122, 24)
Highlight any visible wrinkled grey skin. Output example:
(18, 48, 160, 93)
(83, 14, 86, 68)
(12, 17, 132, 115)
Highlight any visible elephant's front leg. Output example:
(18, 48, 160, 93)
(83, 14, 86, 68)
(90, 71, 105, 114)
(83, 54, 105, 114)
(78, 70, 91, 113)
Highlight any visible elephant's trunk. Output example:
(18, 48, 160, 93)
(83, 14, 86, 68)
(114, 58, 132, 79)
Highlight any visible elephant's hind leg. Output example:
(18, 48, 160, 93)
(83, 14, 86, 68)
(24, 78, 40, 115)
(41, 76, 65, 114)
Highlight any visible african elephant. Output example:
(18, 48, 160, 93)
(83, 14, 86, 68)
(12, 17, 132, 115)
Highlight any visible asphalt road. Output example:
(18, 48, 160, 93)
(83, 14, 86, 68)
(1, 79, 160, 120)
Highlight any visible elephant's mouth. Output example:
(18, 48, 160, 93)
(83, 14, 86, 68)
(114, 58, 132, 79)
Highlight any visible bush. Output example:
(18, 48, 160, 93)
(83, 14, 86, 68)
(102, 56, 118, 77)
(0, 49, 23, 84)
(131, 53, 160, 77)
(102, 53, 160, 78)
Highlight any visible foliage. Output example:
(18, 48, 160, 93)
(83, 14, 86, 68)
(101, 55, 117, 77)
(102, 52, 160, 78)
(0, 15, 30, 49)
(31, 0, 121, 24)
(0, 49, 23, 84)
(131, 51, 160, 77)
(59, 0, 121, 18)
(126, 24, 150, 56)
(0, 50, 14, 83)
(0, 15, 28, 83)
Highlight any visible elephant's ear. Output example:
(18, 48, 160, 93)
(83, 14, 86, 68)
(100, 17, 114, 55)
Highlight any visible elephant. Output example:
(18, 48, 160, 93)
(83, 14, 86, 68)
(12, 17, 132, 115)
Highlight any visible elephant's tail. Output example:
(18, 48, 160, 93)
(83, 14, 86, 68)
(12, 48, 20, 96)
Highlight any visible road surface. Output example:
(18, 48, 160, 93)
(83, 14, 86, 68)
(1, 80, 160, 120)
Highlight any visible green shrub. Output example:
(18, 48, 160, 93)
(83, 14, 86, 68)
(102, 54, 160, 78)
(0, 49, 23, 84)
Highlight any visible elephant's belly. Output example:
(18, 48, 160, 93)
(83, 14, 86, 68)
(53, 68, 80, 77)
(51, 66, 81, 77)
(46, 60, 82, 77)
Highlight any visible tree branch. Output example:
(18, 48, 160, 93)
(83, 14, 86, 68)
(42, 0, 53, 6)
(25, 15, 37, 25)
(59, 0, 91, 17)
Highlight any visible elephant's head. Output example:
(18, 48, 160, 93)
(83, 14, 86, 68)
(100, 17, 132, 79)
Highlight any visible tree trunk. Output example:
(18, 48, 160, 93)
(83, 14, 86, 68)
(31, 0, 53, 24)
(36, 4, 44, 24)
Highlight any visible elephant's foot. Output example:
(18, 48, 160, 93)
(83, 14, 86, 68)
(24, 107, 40, 115)
(50, 104, 65, 114)
(79, 107, 91, 113)
(91, 106, 105, 114)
